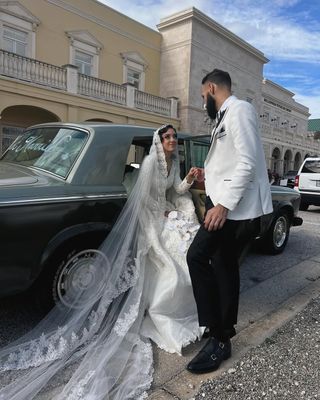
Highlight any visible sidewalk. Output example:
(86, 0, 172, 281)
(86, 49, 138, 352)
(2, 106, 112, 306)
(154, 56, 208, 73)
(195, 294, 320, 399)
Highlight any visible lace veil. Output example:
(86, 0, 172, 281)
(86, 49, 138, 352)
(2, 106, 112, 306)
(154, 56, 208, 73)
(0, 128, 183, 400)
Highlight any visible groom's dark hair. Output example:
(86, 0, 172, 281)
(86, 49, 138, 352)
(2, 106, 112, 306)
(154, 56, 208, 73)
(202, 69, 232, 90)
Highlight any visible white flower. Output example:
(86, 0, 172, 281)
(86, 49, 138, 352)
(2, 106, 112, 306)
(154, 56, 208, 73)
(168, 211, 178, 219)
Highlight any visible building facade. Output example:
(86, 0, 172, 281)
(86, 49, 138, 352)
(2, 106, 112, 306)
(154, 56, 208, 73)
(1, 2, 318, 174)
(260, 79, 318, 174)
(157, 7, 320, 175)
(0, 0, 179, 154)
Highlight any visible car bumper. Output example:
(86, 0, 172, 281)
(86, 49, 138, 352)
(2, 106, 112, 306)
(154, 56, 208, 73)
(300, 192, 320, 206)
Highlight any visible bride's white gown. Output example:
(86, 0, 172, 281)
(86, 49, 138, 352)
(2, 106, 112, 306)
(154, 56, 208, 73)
(0, 131, 201, 399)
(141, 163, 201, 354)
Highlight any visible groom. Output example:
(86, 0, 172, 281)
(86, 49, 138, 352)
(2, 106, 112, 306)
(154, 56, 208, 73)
(186, 69, 273, 373)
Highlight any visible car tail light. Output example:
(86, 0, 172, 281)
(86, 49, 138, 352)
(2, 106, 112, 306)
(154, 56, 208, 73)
(294, 175, 299, 187)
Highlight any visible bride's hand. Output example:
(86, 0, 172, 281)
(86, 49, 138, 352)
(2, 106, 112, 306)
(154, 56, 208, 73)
(186, 167, 205, 183)
(186, 167, 199, 184)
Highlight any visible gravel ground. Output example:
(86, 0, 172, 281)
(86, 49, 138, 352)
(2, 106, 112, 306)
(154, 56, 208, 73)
(195, 295, 320, 400)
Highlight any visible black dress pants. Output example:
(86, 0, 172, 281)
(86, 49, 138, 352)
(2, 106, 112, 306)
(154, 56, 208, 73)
(187, 197, 251, 342)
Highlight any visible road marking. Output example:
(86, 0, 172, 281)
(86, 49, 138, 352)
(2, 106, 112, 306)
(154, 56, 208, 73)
(302, 221, 320, 226)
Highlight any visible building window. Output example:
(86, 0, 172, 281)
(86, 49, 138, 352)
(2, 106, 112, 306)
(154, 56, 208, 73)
(74, 50, 93, 76)
(3, 26, 28, 56)
(0, 125, 25, 155)
(121, 52, 147, 92)
(66, 31, 102, 78)
(0, 3, 39, 58)
(127, 68, 141, 89)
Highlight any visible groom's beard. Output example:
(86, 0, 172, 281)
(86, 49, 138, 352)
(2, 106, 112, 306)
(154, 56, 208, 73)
(206, 95, 218, 120)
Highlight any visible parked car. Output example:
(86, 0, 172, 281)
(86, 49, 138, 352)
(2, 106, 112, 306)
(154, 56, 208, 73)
(294, 157, 320, 211)
(281, 170, 298, 189)
(0, 123, 302, 308)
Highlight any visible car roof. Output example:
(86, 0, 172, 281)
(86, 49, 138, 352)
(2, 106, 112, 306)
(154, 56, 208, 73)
(25, 122, 195, 139)
(25, 122, 213, 143)
(303, 157, 320, 161)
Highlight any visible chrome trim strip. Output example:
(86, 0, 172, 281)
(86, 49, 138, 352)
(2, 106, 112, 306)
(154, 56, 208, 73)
(299, 189, 320, 194)
(0, 193, 127, 206)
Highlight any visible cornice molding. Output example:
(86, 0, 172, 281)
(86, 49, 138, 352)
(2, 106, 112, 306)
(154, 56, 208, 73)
(66, 30, 104, 51)
(263, 78, 295, 97)
(0, 0, 40, 27)
(158, 7, 269, 63)
(262, 92, 309, 116)
(120, 51, 149, 68)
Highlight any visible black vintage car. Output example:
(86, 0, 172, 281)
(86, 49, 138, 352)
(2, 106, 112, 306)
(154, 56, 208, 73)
(0, 123, 302, 308)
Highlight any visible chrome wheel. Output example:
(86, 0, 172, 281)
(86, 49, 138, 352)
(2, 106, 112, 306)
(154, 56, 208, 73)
(273, 216, 288, 248)
(55, 249, 109, 308)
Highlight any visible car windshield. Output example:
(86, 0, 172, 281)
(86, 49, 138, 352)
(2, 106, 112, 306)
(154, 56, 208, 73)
(2, 127, 89, 178)
(284, 170, 297, 177)
(301, 160, 320, 174)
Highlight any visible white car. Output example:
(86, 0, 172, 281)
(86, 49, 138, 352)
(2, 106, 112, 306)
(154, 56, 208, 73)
(294, 157, 320, 211)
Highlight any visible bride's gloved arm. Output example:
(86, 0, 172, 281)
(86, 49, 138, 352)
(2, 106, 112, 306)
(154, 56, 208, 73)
(173, 163, 196, 195)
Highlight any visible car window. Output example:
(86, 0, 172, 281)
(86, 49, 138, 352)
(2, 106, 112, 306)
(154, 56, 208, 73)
(190, 141, 209, 167)
(301, 160, 320, 174)
(2, 127, 89, 178)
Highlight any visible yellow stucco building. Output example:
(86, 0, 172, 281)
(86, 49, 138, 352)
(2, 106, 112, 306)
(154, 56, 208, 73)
(0, 0, 179, 153)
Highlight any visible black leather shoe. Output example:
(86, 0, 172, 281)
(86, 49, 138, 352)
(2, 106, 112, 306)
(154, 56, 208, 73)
(187, 337, 231, 374)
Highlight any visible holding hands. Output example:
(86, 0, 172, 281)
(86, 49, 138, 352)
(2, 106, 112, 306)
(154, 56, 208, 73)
(186, 167, 205, 184)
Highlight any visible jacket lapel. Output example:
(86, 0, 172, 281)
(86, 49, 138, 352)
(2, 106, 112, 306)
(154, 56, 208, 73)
(210, 108, 228, 144)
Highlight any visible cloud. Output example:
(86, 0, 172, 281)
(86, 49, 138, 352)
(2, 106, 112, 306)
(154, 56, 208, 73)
(99, 0, 208, 28)
(100, 0, 320, 64)
(208, 1, 320, 63)
(293, 93, 320, 119)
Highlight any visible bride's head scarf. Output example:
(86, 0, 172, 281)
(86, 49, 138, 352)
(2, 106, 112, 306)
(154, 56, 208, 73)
(0, 126, 180, 400)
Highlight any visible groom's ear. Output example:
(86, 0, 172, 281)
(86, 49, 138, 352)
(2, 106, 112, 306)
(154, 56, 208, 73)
(208, 82, 216, 96)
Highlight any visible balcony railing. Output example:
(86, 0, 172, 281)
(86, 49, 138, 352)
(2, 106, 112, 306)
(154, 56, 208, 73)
(135, 90, 171, 116)
(0, 50, 66, 90)
(78, 74, 126, 106)
(0, 49, 178, 118)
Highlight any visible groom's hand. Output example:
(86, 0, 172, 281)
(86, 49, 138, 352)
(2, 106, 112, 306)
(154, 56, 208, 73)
(204, 204, 228, 231)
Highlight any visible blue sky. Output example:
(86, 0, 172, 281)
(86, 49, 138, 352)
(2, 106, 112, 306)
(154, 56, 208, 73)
(100, 0, 320, 119)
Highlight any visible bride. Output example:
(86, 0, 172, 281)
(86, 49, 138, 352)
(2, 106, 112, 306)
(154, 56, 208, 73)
(0, 124, 202, 399)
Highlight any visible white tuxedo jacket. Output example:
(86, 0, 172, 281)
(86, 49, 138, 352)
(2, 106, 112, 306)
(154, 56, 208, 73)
(204, 96, 273, 220)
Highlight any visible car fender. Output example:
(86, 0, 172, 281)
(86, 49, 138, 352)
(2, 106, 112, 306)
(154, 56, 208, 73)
(36, 222, 111, 276)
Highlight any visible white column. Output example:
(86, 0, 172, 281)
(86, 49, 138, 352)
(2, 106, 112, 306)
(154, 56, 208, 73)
(168, 97, 178, 119)
(63, 64, 79, 94)
(125, 84, 135, 108)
